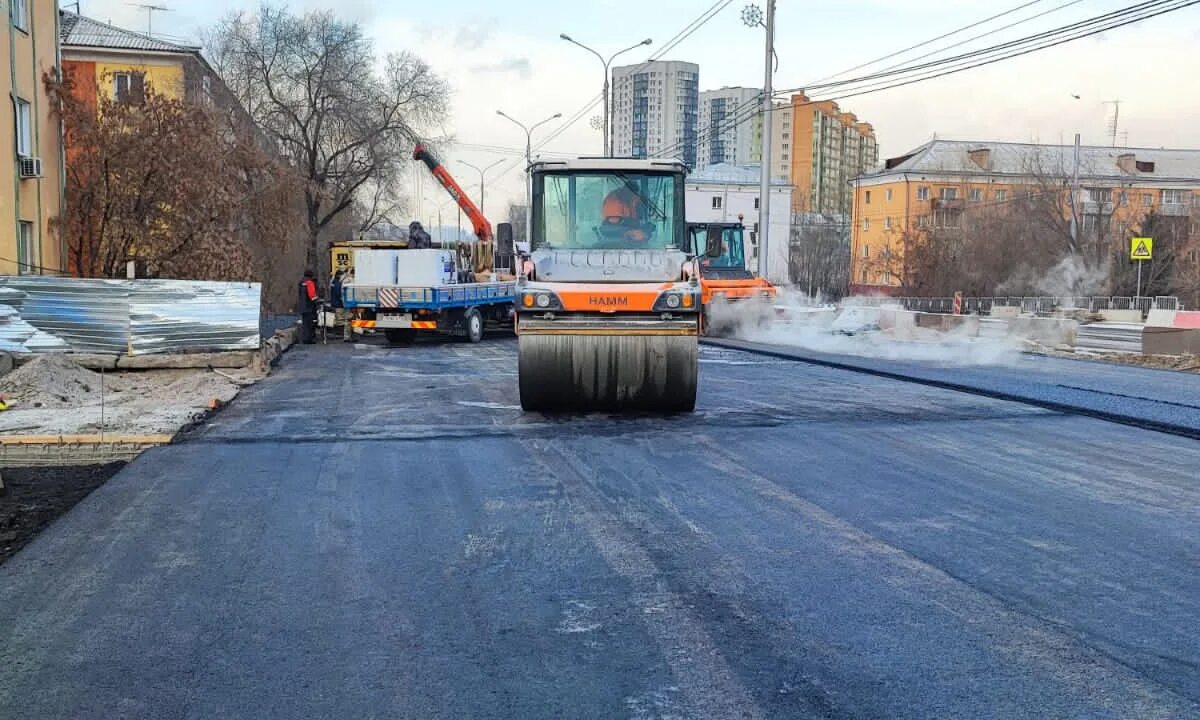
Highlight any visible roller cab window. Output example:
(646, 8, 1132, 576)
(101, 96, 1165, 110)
(534, 171, 682, 250)
(693, 226, 745, 269)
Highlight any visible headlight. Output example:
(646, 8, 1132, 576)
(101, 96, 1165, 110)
(520, 290, 562, 311)
(536, 293, 551, 308)
(653, 289, 698, 312)
(665, 294, 681, 308)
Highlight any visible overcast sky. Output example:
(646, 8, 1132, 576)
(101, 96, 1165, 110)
(80, 0, 1200, 225)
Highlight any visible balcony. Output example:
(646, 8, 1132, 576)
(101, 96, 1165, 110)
(1082, 201, 1115, 215)
(1161, 203, 1191, 217)
(932, 198, 964, 210)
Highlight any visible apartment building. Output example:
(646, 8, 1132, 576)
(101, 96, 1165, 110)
(2, 0, 64, 275)
(611, 60, 699, 168)
(780, 93, 877, 216)
(684, 163, 792, 284)
(849, 140, 1200, 294)
(696, 86, 759, 170)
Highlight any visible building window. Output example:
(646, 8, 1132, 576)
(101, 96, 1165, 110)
(918, 215, 930, 228)
(861, 269, 868, 283)
(993, 189, 1007, 201)
(885, 217, 893, 230)
(934, 209, 962, 229)
(1086, 187, 1112, 204)
(711, 196, 722, 209)
(917, 187, 930, 200)
(885, 188, 893, 202)
(882, 271, 891, 284)
(113, 72, 146, 103)
(939, 187, 958, 200)
(969, 188, 982, 201)
(1119, 191, 1128, 206)
(1162, 189, 1188, 206)
(14, 98, 32, 157)
(754, 197, 760, 210)
(865, 190, 871, 204)
(17, 221, 36, 274)
(11, 0, 28, 31)
(861, 244, 869, 258)
(1142, 193, 1153, 206)
(862, 218, 869, 231)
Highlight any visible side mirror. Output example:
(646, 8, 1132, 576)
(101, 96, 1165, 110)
(705, 229, 723, 258)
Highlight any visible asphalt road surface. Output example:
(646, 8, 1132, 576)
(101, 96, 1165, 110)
(2, 336, 1198, 719)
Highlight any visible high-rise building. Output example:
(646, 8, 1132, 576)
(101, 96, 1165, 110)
(779, 93, 878, 216)
(696, 87, 759, 169)
(2, 0, 65, 275)
(611, 61, 699, 167)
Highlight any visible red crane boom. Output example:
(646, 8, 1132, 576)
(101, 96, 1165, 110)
(413, 144, 494, 244)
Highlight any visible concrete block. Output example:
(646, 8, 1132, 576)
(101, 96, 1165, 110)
(64, 353, 119, 371)
(1099, 309, 1143, 323)
(116, 351, 256, 370)
(990, 306, 1020, 319)
(1145, 309, 1178, 328)
(1142, 327, 1200, 356)
(0, 351, 13, 377)
(1008, 317, 1078, 346)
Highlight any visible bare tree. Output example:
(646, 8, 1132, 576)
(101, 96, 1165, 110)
(47, 70, 300, 287)
(789, 213, 850, 298)
(205, 5, 450, 271)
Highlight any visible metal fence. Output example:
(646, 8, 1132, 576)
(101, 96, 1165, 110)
(0, 277, 261, 355)
(844, 295, 1181, 314)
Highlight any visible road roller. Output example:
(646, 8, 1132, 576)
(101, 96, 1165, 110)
(516, 158, 701, 412)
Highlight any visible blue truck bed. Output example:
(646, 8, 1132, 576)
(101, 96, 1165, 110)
(343, 281, 517, 310)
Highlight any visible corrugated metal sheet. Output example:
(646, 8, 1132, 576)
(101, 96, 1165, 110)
(130, 281, 260, 355)
(0, 277, 261, 355)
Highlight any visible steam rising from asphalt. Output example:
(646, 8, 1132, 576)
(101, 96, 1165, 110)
(709, 291, 1023, 366)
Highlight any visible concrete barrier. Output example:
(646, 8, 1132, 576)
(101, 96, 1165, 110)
(1145, 309, 1178, 328)
(989, 306, 1020, 319)
(1008, 317, 1078, 346)
(1099, 309, 1143, 323)
(1142, 327, 1200, 356)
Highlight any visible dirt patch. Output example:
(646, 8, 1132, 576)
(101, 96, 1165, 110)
(0, 463, 126, 565)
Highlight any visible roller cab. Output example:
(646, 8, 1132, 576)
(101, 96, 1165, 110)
(516, 158, 699, 412)
(684, 222, 778, 335)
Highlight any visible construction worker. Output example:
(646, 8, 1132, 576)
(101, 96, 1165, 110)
(600, 186, 648, 242)
(408, 221, 432, 249)
(329, 269, 353, 342)
(298, 269, 319, 344)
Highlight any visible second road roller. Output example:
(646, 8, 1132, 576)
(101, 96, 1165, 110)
(515, 157, 700, 412)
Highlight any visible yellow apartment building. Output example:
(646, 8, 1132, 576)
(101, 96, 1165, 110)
(850, 140, 1200, 294)
(778, 93, 877, 216)
(2, 0, 64, 275)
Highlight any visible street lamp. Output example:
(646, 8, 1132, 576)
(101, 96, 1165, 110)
(743, 1, 776, 281)
(559, 33, 652, 156)
(457, 158, 506, 219)
(496, 110, 563, 167)
(497, 110, 563, 249)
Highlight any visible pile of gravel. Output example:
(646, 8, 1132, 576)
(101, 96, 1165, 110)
(0, 355, 125, 409)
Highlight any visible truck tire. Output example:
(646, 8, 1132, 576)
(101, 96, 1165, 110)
(385, 329, 416, 345)
(464, 307, 484, 344)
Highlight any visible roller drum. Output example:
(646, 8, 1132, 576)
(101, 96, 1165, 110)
(518, 333, 698, 412)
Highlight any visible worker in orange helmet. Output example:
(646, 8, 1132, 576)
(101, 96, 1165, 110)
(601, 186, 648, 242)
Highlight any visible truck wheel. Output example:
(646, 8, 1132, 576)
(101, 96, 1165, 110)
(464, 307, 484, 343)
(385, 329, 416, 345)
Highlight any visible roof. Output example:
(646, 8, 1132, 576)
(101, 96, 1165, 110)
(530, 158, 690, 173)
(861, 139, 1200, 184)
(686, 163, 790, 186)
(60, 11, 200, 54)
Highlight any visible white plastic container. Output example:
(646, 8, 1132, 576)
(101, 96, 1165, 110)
(352, 249, 402, 285)
(395, 249, 456, 286)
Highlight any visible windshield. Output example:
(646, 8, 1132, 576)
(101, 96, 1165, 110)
(692, 226, 746, 269)
(533, 171, 683, 250)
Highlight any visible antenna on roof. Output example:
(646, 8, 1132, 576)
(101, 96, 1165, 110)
(128, 3, 172, 38)
(1103, 99, 1122, 148)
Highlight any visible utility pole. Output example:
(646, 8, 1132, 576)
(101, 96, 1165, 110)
(743, 1, 776, 280)
(1069, 132, 1081, 249)
(560, 34, 652, 156)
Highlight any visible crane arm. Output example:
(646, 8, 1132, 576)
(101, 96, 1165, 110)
(413, 144, 494, 243)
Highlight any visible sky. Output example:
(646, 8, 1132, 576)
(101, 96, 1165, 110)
(80, 0, 1200, 228)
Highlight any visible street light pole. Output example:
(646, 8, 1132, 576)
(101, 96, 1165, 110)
(743, 1, 776, 281)
(560, 34, 652, 156)
(457, 158, 506, 219)
(497, 110, 563, 247)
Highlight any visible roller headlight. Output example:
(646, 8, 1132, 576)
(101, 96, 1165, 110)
(536, 293, 551, 308)
(665, 294, 681, 309)
(653, 289, 699, 312)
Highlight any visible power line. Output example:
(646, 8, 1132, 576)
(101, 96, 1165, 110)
(807, 0, 1049, 85)
(659, 0, 1197, 163)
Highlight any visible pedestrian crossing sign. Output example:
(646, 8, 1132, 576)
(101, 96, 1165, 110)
(1130, 237, 1153, 261)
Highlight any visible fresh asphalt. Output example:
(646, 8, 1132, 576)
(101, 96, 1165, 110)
(1, 335, 1198, 719)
